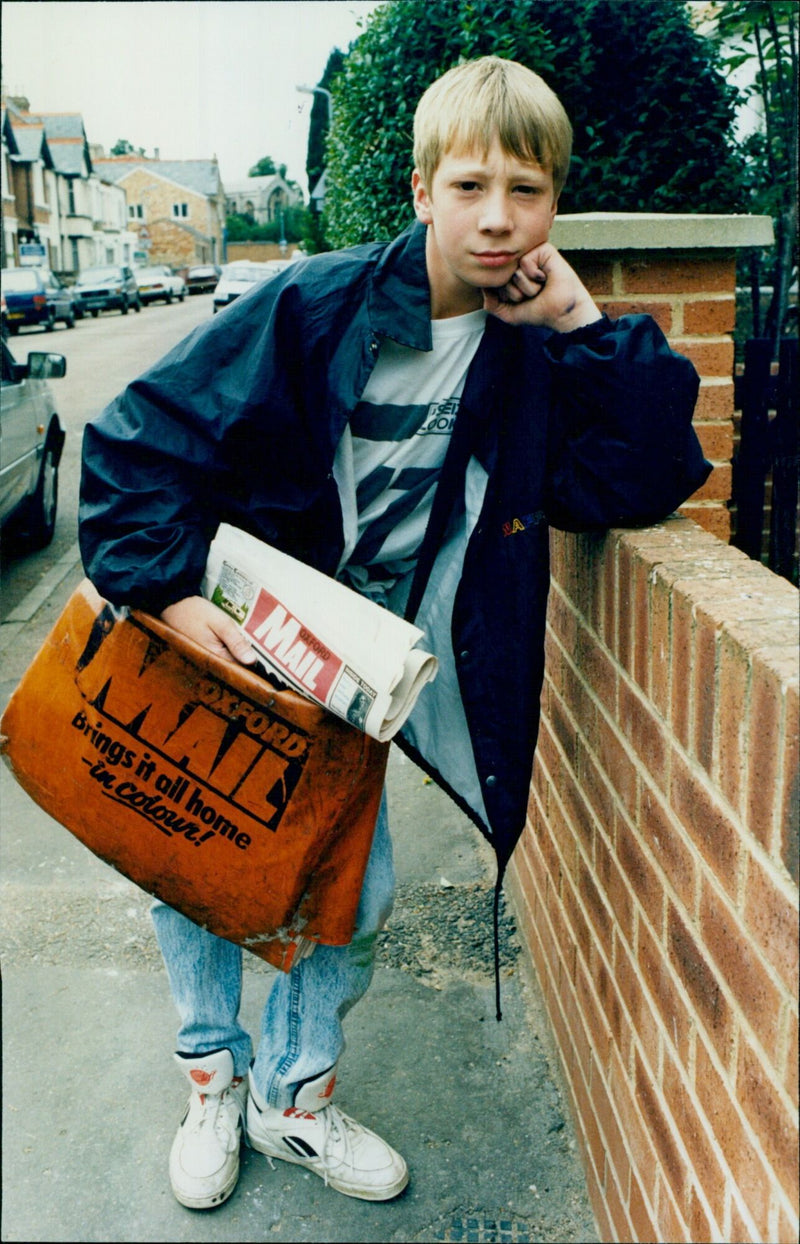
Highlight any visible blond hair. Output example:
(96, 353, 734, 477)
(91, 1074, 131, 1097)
(413, 56, 572, 196)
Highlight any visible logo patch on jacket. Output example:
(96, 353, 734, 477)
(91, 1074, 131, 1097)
(502, 510, 545, 537)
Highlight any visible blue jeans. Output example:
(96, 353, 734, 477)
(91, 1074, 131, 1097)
(151, 792, 394, 1108)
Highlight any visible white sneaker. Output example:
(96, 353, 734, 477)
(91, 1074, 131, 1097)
(246, 1068, 408, 1201)
(169, 1048, 247, 1210)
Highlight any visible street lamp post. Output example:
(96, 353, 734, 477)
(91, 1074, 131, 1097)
(296, 84, 333, 126)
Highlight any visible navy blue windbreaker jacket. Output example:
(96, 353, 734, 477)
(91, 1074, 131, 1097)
(80, 220, 710, 890)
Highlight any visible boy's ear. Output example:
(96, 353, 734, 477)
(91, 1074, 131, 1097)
(412, 169, 433, 224)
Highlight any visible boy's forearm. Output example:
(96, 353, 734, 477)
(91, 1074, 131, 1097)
(542, 313, 709, 531)
(542, 288, 602, 334)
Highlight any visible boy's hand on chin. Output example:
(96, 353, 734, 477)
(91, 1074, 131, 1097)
(483, 242, 602, 333)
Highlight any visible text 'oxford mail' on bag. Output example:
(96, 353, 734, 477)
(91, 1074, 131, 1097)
(0, 580, 390, 971)
(202, 524, 439, 742)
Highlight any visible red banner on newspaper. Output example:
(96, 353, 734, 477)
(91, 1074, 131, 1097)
(244, 588, 342, 700)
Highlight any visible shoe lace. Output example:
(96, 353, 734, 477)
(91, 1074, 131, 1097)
(195, 1087, 240, 1154)
(315, 1103, 356, 1187)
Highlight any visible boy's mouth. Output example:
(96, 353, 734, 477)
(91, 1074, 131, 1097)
(473, 251, 517, 269)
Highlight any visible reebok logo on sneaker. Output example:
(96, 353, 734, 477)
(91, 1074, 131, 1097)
(190, 1068, 216, 1087)
(283, 1134, 319, 1160)
(318, 1073, 336, 1100)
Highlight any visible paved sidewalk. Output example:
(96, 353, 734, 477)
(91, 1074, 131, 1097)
(1, 557, 599, 1243)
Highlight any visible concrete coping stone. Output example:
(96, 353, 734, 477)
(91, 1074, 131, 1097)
(550, 212, 775, 251)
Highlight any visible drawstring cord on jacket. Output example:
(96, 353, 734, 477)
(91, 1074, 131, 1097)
(493, 876, 504, 1021)
(492, 856, 511, 1022)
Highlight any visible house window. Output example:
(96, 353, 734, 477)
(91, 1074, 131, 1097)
(68, 180, 76, 215)
(172, 203, 189, 219)
(128, 203, 144, 220)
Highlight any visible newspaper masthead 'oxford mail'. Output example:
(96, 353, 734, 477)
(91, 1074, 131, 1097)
(202, 525, 438, 742)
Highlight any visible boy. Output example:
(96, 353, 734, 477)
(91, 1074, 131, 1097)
(79, 56, 709, 1210)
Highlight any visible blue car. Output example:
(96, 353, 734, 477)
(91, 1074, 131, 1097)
(1, 267, 76, 333)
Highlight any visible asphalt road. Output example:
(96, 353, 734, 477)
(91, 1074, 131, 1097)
(0, 294, 598, 1243)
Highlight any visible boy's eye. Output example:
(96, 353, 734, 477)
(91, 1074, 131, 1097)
(514, 185, 542, 196)
(456, 181, 481, 192)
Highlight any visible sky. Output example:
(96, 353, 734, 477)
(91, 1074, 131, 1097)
(2, 1, 383, 196)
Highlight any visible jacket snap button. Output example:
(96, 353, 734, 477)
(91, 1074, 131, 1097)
(485, 775, 497, 788)
(459, 650, 469, 661)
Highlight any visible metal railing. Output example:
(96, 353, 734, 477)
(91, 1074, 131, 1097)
(732, 337, 799, 586)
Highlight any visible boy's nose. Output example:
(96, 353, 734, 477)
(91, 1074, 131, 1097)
(478, 192, 512, 233)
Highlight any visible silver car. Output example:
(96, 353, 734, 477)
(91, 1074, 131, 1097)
(0, 337, 66, 551)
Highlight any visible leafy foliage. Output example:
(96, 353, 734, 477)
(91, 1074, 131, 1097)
(708, 0, 798, 350)
(111, 138, 145, 156)
(323, 0, 746, 247)
(306, 49, 345, 195)
(303, 49, 345, 254)
(225, 204, 307, 244)
(248, 155, 292, 179)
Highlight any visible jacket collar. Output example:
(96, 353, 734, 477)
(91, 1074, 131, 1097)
(368, 221, 433, 351)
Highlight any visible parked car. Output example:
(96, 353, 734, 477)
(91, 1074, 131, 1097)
(212, 260, 295, 314)
(186, 264, 221, 295)
(135, 265, 186, 305)
(0, 337, 66, 551)
(1, 267, 76, 333)
(72, 265, 141, 317)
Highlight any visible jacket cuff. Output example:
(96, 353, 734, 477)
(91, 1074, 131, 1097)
(543, 313, 615, 357)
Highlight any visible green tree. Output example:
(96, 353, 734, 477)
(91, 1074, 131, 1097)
(302, 49, 346, 255)
(111, 138, 145, 156)
(707, 0, 798, 353)
(323, 0, 746, 247)
(248, 155, 278, 177)
(225, 205, 308, 245)
(306, 48, 345, 194)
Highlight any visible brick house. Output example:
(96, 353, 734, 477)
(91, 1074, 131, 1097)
(94, 157, 226, 270)
(1, 101, 61, 270)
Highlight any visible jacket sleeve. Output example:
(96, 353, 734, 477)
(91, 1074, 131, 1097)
(79, 279, 305, 613)
(541, 314, 711, 531)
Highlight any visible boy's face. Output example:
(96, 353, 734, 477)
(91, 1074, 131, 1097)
(412, 139, 558, 318)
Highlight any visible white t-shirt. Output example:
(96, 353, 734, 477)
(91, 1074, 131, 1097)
(335, 308, 487, 604)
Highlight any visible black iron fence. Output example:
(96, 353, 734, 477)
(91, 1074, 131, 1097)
(731, 338, 799, 586)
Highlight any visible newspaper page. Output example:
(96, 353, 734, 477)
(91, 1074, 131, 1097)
(201, 524, 438, 741)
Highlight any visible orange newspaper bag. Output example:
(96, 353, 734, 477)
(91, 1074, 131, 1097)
(0, 580, 389, 970)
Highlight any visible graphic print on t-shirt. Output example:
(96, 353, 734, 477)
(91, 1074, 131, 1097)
(349, 398, 459, 568)
(339, 309, 487, 599)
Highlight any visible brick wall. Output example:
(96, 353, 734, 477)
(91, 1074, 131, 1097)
(508, 519, 798, 1242)
(507, 216, 797, 1243)
(225, 241, 301, 262)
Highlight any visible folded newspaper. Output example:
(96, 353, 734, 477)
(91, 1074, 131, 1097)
(201, 524, 438, 742)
